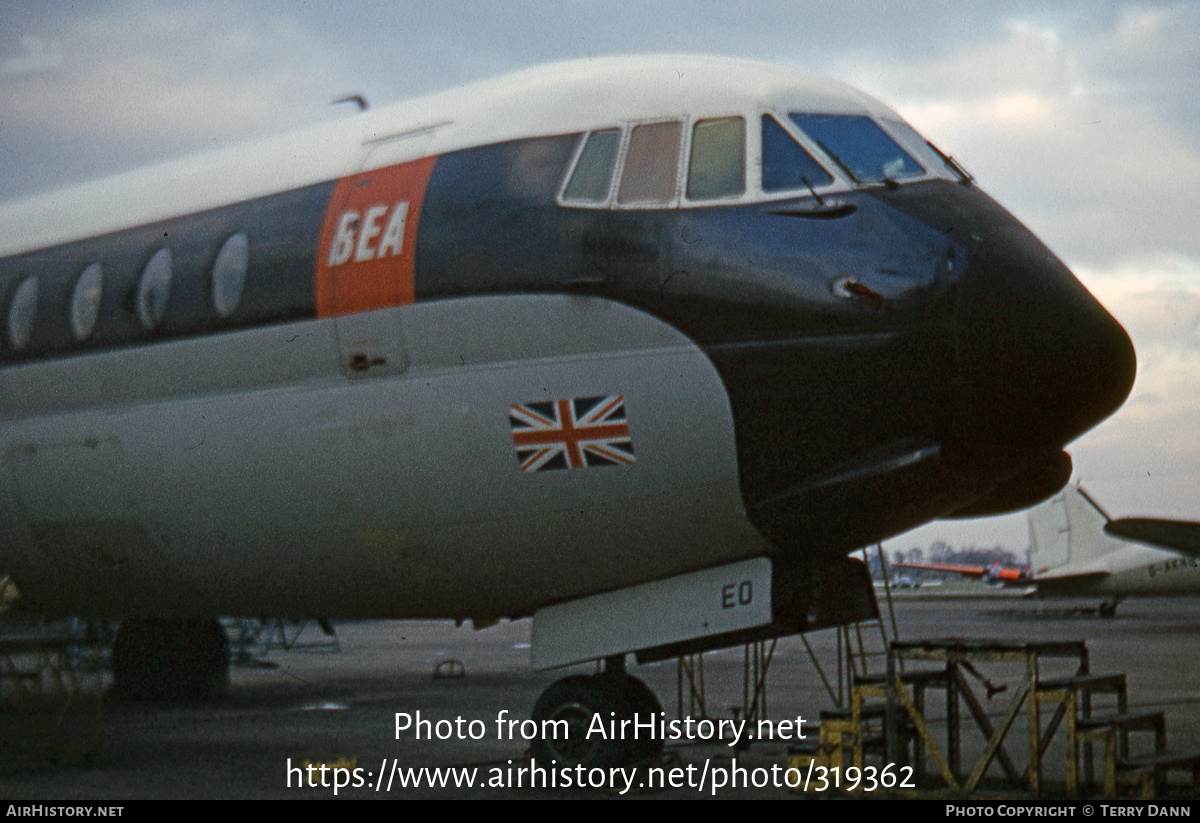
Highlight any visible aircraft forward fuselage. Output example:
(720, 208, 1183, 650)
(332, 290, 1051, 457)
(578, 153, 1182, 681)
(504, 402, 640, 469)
(0, 56, 1135, 627)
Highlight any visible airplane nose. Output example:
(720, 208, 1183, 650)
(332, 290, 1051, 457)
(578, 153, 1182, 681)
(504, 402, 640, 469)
(953, 231, 1136, 455)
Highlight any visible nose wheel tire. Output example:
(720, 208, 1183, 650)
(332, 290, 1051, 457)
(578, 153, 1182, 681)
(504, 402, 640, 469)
(618, 674, 664, 761)
(111, 617, 229, 701)
(531, 673, 662, 768)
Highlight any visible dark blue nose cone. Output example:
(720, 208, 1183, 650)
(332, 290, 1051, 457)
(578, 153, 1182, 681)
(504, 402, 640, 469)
(866, 180, 1135, 462)
(953, 220, 1136, 456)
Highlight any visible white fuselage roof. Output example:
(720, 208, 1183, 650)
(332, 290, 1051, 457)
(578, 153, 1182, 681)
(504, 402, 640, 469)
(0, 55, 903, 259)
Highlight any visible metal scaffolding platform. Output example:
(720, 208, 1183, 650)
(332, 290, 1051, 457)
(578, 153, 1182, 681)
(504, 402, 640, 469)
(791, 635, 1200, 798)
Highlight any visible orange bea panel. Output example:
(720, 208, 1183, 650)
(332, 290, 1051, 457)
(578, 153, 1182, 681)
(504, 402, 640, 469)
(315, 155, 437, 317)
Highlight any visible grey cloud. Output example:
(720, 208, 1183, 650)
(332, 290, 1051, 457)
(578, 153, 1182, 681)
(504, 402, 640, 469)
(0, 2, 359, 198)
(1, 35, 63, 77)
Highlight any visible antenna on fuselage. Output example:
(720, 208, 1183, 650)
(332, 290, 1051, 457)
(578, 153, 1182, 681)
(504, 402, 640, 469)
(332, 94, 369, 112)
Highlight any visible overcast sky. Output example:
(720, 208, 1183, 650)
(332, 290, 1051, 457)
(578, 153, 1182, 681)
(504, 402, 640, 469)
(2, 1, 1197, 554)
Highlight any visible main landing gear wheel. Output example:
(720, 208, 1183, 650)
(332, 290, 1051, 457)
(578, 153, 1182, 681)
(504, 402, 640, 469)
(530, 672, 663, 768)
(111, 618, 229, 701)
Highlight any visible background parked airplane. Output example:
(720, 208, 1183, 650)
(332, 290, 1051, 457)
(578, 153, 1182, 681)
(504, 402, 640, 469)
(893, 485, 1200, 615)
(887, 558, 1031, 586)
(1031, 486, 1200, 613)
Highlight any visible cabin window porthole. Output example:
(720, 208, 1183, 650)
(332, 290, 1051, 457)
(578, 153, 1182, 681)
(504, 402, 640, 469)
(70, 263, 103, 341)
(7, 276, 38, 350)
(211, 232, 249, 318)
(137, 247, 172, 329)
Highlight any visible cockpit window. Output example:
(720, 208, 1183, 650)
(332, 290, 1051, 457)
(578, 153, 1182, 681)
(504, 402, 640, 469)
(618, 121, 682, 205)
(884, 118, 974, 183)
(564, 129, 621, 202)
(761, 115, 833, 192)
(687, 117, 745, 200)
(789, 113, 923, 183)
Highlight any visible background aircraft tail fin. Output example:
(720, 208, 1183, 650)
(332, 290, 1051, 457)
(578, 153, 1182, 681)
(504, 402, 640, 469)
(1028, 485, 1125, 573)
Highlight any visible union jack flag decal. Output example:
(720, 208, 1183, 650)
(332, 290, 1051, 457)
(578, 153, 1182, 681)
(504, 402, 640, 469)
(508, 395, 635, 472)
